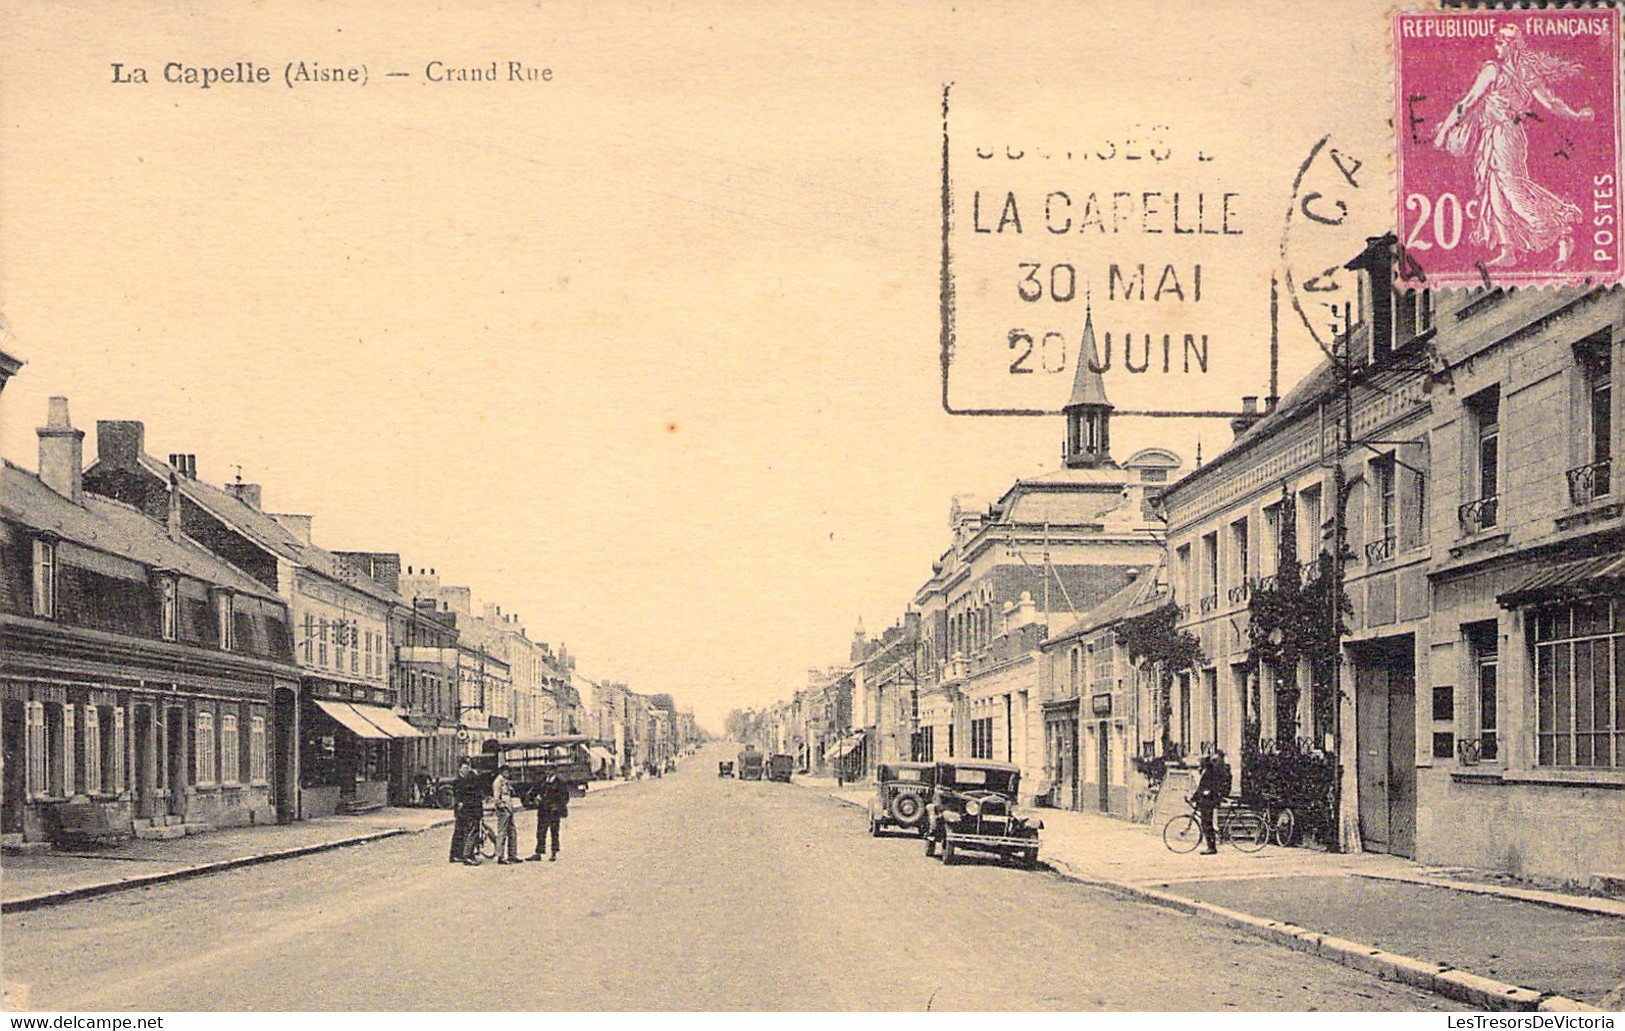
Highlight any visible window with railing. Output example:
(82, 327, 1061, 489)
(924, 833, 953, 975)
(1569, 337, 1612, 505)
(1461, 386, 1500, 534)
(1231, 517, 1249, 596)
(1200, 532, 1219, 613)
(1465, 621, 1499, 762)
(1534, 599, 1621, 768)
(1368, 453, 1397, 563)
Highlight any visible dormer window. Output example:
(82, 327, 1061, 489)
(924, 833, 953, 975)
(160, 575, 178, 641)
(31, 538, 56, 618)
(215, 590, 235, 651)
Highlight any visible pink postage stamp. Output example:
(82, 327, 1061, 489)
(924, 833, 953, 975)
(1395, 8, 1623, 288)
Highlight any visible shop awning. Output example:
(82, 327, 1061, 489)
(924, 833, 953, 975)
(1499, 552, 1625, 607)
(351, 704, 423, 738)
(825, 733, 864, 762)
(313, 699, 391, 740)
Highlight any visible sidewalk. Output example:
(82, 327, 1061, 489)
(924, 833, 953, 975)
(1, 776, 644, 912)
(804, 778, 1621, 1011)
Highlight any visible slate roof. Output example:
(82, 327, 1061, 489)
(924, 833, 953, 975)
(1046, 561, 1163, 644)
(3, 460, 282, 603)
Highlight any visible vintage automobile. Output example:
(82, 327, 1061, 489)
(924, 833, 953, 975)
(472, 735, 598, 800)
(922, 760, 1042, 868)
(718, 760, 735, 777)
(737, 749, 765, 781)
(767, 754, 794, 783)
(867, 761, 935, 836)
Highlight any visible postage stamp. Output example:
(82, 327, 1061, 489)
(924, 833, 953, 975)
(1394, 8, 1623, 289)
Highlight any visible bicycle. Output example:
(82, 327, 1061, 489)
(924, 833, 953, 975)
(1162, 796, 1269, 853)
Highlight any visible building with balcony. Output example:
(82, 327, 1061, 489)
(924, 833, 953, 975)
(1421, 283, 1623, 885)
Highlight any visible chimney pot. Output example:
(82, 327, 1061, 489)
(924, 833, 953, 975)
(1242, 396, 1259, 414)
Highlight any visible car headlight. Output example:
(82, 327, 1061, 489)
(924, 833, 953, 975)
(965, 800, 981, 817)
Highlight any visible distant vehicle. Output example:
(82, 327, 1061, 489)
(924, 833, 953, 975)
(923, 760, 1042, 869)
(718, 761, 735, 777)
(738, 749, 765, 781)
(868, 761, 936, 836)
(473, 735, 599, 800)
(767, 754, 794, 783)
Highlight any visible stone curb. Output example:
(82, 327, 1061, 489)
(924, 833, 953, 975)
(1039, 854, 1602, 1012)
(1351, 870, 1625, 919)
(1, 816, 456, 914)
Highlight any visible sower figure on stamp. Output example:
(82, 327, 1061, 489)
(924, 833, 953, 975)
(1433, 23, 1593, 268)
(1192, 750, 1231, 856)
(449, 760, 485, 866)
(526, 770, 570, 863)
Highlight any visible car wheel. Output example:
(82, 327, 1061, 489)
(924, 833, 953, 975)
(1020, 850, 1039, 871)
(890, 793, 922, 824)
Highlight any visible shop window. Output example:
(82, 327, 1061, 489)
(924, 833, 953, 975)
(32, 539, 55, 618)
(970, 716, 995, 759)
(1534, 600, 1621, 768)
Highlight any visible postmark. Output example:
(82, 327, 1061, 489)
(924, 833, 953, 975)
(1394, 9, 1624, 289)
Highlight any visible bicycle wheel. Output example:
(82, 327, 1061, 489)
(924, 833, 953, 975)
(1223, 810, 1268, 852)
(1162, 813, 1202, 853)
(1271, 806, 1297, 848)
(478, 823, 498, 860)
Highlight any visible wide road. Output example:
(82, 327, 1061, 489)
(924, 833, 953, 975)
(3, 745, 1461, 1011)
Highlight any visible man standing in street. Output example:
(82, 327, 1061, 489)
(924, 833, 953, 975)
(449, 759, 485, 866)
(1193, 749, 1232, 855)
(491, 765, 520, 865)
(526, 770, 570, 863)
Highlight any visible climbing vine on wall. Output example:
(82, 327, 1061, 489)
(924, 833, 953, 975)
(1117, 601, 1205, 761)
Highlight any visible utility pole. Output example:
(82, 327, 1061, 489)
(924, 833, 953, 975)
(1329, 300, 1355, 855)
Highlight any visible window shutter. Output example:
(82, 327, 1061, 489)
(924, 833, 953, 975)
(62, 704, 77, 796)
(26, 701, 44, 800)
(84, 705, 101, 795)
(113, 706, 127, 794)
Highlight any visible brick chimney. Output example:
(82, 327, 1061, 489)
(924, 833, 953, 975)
(1230, 396, 1263, 439)
(167, 453, 196, 479)
(95, 420, 145, 468)
(272, 513, 313, 544)
(37, 397, 84, 504)
(225, 482, 263, 509)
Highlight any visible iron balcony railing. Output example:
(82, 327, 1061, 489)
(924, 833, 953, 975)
(1364, 536, 1396, 564)
(1458, 495, 1499, 535)
(1227, 578, 1255, 605)
(1199, 593, 1220, 614)
(1566, 459, 1612, 506)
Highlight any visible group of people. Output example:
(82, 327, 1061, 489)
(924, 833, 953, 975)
(447, 759, 571, 866)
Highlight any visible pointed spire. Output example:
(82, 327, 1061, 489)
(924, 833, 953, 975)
(1065, 302, 1112, 411)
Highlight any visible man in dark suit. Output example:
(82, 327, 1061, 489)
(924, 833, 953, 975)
(1193, 750, 1233, 855)
(526, 770, 570, 862)
(449, 760, 485, 865)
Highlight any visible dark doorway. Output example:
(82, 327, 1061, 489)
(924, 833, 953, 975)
(165, 707, 186, 818)
(2, 700, 24, 835)
(273, 687, 297, 823)
(1097, 721, 1111, 812)
(133, 705, 154, 819)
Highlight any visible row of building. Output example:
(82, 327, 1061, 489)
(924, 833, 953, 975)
(742, 236, 1622, 888)
(0, 368, 698, 846)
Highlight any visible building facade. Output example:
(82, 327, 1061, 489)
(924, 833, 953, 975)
(3, 400, 298, 844)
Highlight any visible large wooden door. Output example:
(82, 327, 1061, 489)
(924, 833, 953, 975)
(1355, 641, 1417, 858)
(1097, 721, 1111, 811)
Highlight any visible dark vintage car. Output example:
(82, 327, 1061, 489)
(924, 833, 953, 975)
(738, 749, 765, 781)
(867, 761, 935, 836)
(923, 760, 1042, 868)
(767, 754, 794, 783)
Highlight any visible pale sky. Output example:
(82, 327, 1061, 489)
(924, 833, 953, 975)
(0, 0, 1392, 731)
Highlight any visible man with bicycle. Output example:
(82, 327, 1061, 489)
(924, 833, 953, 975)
(1193, 750, 1232, 855)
